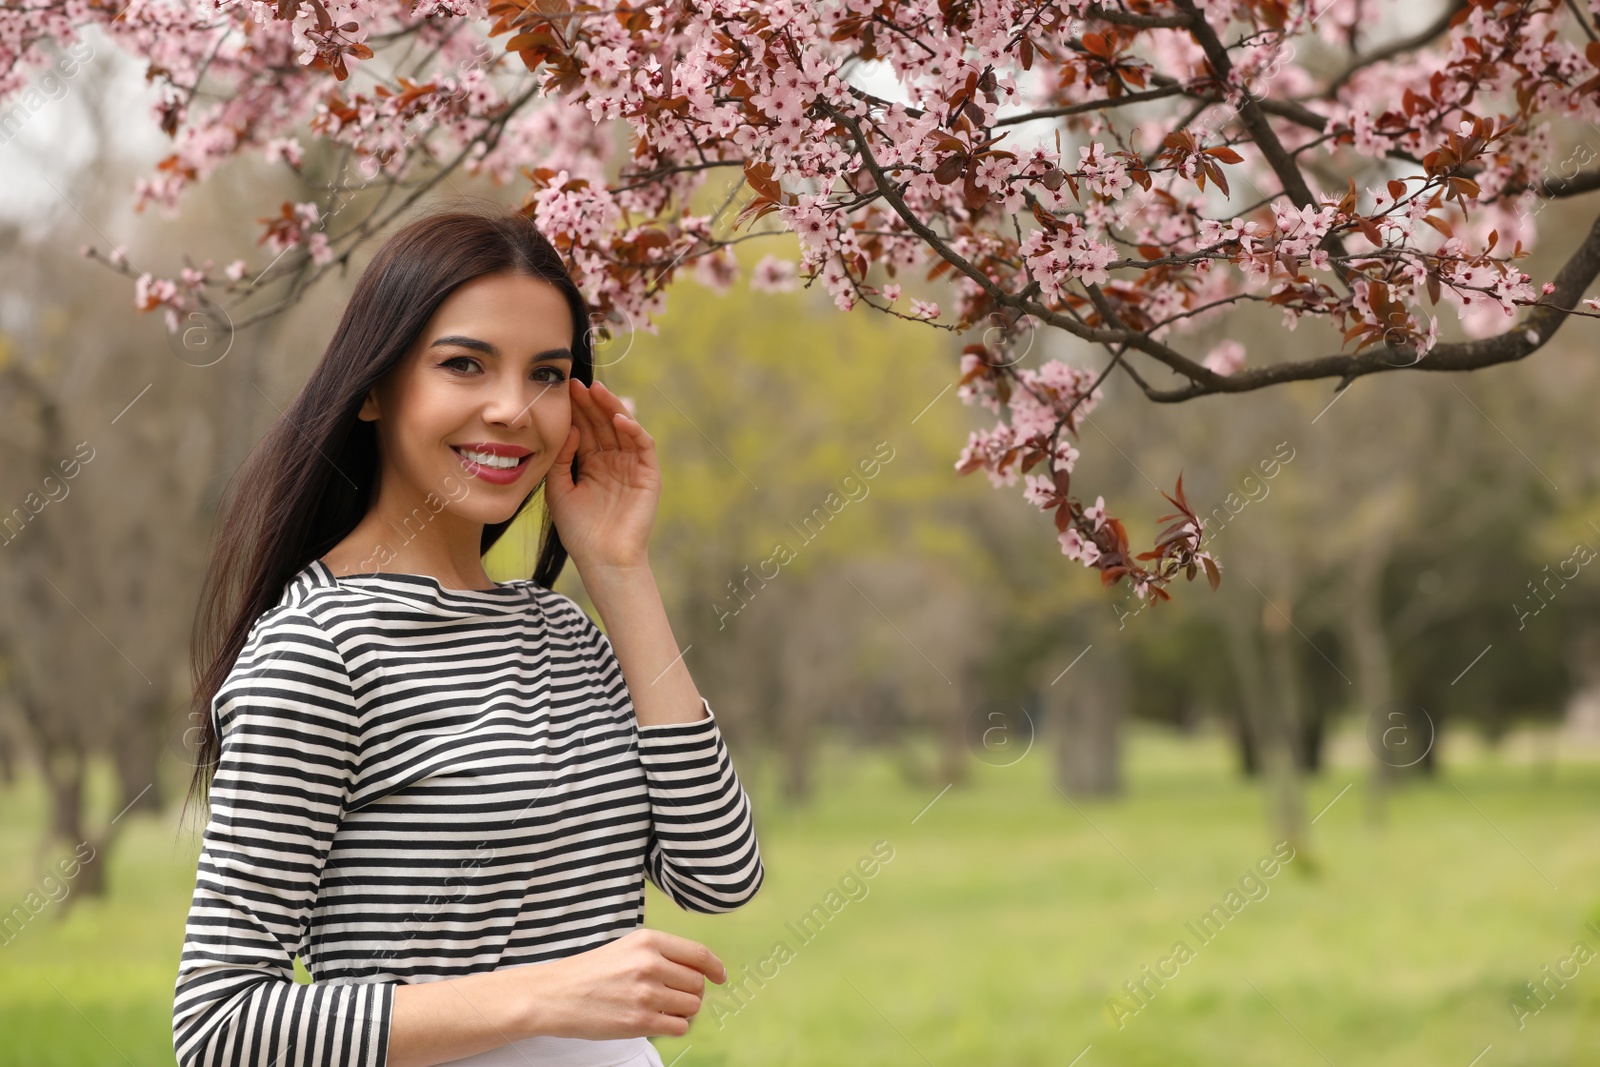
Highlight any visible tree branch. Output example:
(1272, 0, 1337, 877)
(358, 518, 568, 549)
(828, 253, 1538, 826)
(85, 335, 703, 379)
(1135, 207, 1600, 401)
(993, 84, 1188, 127)
(1081, 4, 1193, 29)
(821, 101, 1137, 351)
(1171, 0, 1316, 210)
(1496, 165, 1600, 203)
(1322, 0, 1469, 96)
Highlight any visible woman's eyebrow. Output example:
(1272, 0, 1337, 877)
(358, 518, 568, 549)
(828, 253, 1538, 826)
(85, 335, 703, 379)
(430, 335, 573, 362)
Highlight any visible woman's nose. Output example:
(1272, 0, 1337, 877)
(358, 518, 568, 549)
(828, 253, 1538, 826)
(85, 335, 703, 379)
(482, 377, 546, 429)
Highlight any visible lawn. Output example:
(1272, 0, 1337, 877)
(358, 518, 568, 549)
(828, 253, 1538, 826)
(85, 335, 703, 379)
(2, 723, 1597, 1067)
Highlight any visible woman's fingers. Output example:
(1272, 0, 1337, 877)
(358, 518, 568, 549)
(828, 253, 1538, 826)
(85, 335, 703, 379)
(652, 931, 726, 984)
(650, 988, 706, 1021)
(655, 957, 710, 997)
(565, 378, 599, 453)
(572, 378, 622, 452)
(547, 425, 580, 496)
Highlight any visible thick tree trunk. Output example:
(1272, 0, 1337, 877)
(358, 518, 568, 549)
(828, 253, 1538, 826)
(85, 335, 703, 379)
(1052, 642, 1124, 798)
(1261, 597, 1308, 848)
(39, 738, 107, 901)
(1232, 703, 1260, 777)
(113, 694, 167, 818)
(1297, 702, 1327, 773)
(938, 673, 974, 791)
(0, 728, 14, 786)
(1222, 594, 1306, 854)
(1342, 538, 1399, 823)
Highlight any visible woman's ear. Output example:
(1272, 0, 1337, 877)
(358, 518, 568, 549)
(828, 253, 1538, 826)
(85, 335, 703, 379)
(357, 388, 380, 422)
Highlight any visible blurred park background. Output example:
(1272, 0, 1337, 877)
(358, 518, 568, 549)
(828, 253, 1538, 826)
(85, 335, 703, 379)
(4, 27, 1600, 1067)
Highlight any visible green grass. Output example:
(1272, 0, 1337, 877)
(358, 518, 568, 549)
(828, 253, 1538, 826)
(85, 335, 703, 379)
(2, 724, 1598, 1066)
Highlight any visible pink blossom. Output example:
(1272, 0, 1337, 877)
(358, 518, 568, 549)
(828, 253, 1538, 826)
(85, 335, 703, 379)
(1023, 474, 1056, 509)
(264, 137, 303, 167)
(750, 255, 799, 294)
(1203, 339, 1247, 375)
(1059, 527, 1102, 565)
(308, 232, 334, 266)
(1078, 143, 1132, 200)
(1083, 495, 1107, 532)
(693, 250, 739, 294)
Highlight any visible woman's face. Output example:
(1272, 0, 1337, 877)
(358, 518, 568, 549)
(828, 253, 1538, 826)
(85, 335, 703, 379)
(359, 270, 576, 526)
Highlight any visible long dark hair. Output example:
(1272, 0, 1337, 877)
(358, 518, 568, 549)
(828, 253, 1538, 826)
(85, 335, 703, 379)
(183, 206, 594, 818)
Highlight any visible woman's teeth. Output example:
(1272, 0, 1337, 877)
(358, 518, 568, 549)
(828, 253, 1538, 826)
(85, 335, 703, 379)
(455, 447, 524, 470)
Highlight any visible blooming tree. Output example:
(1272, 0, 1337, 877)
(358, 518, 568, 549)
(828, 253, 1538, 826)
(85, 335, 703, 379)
(9, 0, 1600, 601)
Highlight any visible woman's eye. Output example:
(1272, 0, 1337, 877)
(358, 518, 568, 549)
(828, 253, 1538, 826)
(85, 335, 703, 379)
(440, 356, 479, 373)
(533, 366, 569, 384)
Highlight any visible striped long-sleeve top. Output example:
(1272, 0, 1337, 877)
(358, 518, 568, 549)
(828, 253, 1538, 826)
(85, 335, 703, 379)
(172, 559, 765, 1067)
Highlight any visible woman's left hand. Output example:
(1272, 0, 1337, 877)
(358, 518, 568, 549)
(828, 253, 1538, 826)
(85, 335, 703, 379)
(544, 378, 660, 573)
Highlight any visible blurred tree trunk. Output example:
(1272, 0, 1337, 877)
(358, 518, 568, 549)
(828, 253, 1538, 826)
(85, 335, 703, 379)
(1339, 486, 1406, 824)
(1232, 701, 1260, 776)
(1051, 638, 1124, 798)
(38, 738, 107, 900)
(1222, 577, 1307, 854)
(113, 692, 168, 818)
(1297, 701, 1327, 773)
(1261, 589, 1308, 847)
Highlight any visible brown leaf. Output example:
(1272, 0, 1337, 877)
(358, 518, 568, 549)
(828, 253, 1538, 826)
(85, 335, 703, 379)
(1422, 214, 1454, 238)
(934, 154, 967, 185)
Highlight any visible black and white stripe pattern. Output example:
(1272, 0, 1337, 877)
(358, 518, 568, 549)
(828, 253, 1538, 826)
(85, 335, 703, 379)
(173, 560, 765, 1067)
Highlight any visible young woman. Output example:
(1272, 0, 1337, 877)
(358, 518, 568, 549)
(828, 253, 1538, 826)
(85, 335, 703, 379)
(173, 208, 765, 1067)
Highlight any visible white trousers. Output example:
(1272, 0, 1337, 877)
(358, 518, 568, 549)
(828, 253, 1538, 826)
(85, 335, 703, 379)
(436, 1035, 665, 1067)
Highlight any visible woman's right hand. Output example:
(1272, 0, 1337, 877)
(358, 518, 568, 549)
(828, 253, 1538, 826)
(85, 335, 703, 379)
(523, 928, 729, 1040)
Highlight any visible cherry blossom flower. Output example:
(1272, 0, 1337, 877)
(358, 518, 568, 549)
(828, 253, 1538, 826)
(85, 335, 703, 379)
(1059, 527, 1102, 565)
(749, 256, 799, 294)
(1203, 340, 1247, 376)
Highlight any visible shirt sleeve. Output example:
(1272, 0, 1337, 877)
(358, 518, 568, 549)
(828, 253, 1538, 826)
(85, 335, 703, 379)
(636, 698, 767, 912)
(173, 606, 393, 1067)
(572, 600, 765, 913)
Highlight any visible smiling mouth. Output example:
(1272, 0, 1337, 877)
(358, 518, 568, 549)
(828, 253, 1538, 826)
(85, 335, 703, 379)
(451, 446, 531, 472)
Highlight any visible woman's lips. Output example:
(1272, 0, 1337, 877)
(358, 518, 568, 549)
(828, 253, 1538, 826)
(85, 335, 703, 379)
(451, 446, 532, 485)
